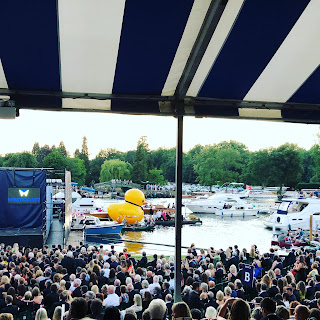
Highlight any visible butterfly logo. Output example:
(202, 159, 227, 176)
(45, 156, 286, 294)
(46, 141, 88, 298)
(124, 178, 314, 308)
(19, 189, 29, 197)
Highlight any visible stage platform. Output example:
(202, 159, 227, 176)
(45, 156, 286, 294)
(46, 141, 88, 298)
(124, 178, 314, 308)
(0, 228, 44, 248)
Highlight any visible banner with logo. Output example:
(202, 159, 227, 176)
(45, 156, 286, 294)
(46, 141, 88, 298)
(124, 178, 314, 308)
(0, 170, 46, 229)
(241, 264, 254, 288)
(8, 188, 40, 204)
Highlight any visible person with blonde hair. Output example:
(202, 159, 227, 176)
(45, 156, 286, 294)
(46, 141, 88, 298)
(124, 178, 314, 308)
(261, 274, 271, 289)
(0, 276, 10, 287)
(52, 306, 62, 320)
(228, 265, 238, 282)
(204, 306, 217, 319)
(129, 294, 142, 313)
(224, 286, 232, 300)
(91, 285, 99, 296)
(308, 263, 319, 280)
(0, 314, 13, 320)
(216, 290, 225, 307)
(35, 308, 48, 320)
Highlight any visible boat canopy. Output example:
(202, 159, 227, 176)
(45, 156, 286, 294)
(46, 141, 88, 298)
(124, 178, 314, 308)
(81, 187, 95, 193)
(1, 1, 320, 123)
(277, 200, 292, 215)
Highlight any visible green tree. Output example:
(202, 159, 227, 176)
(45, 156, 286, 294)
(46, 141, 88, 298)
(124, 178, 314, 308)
(148, 169, 166, 185)
(242, 150, 270, 185)
(66, 157, 86, 185)
(3, 152, 38, 168)
(42, 150, 67, 170)
(32, 142, 40, 158)
(74, 148, 80, 158)
(124, 150, 136, 165)
(183, 145, 203, 183)
(31, 143, 52, 165)
(268, 143, 303, 187)
(78, 136, 90, 185)
(132, 136, 150, 183)
(299, 148, 314, 183)
(89, 154, 108, 185)
(150, 148, 176, 182)
(100, 159, 132, 182)
(58, 141, 68, 157)
(194, 141, 245, 185)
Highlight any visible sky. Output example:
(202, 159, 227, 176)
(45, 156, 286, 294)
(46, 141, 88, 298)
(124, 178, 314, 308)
(0, 109, 319, 159)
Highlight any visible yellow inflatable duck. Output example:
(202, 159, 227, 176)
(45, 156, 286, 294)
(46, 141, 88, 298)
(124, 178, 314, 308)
(108, 189, 145, 224)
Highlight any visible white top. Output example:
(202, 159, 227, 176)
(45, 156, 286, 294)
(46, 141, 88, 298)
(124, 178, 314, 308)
(104, 293, 120, 307)
(149, 283, 161, 295)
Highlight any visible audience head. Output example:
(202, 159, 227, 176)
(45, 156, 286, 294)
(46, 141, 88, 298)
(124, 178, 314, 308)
(70, 297, 88, 320)
(148, 299, 167, 320)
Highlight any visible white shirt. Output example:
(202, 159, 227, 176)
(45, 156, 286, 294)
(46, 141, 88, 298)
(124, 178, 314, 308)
(104, 293, 120, 307)
(149, 282, 161, 295)
(169, 279, 175, 291)
(103, 268, 110, 278)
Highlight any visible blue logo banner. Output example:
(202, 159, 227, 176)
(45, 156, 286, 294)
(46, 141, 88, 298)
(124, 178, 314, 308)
(8, 188, 40, 204)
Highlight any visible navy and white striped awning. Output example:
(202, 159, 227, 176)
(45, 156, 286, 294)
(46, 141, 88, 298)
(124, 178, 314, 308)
(1, 0, 320, 123)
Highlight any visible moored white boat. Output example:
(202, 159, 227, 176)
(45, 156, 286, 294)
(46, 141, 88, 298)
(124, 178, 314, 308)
(186, 193, 248, 214)
(215, 200, 259, 217)
(264, 198, 320, 231)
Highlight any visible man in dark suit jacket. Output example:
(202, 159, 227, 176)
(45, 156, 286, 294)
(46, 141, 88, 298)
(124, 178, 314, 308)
(314, 275, 320, 292)
(162, 282, 171, 301)
(72, 278, 83, 298)
(127, 284, 139, 306)
(204, 291, 218, 310)
(226, 255, 239, 272)
(44, 283, 60, 310)
(137, 252, 148, 268)
(283, 250, 296, 268)
(74, 253, 86, 269)
(165, 294, 173, 320)
(235, 282, 245, 299)
(61, 252, 76, 275)
(188, 282, 205, 311)
(1, 295, 18, 316)
(259, 284, 269, 298)
(260, 297, 283, 320)
(39, 270, 52, 292)
(261, 254, 273, 271)
(116, 265, 126, 286)
(267, 279, 279, 298)
(49, 291, 70, 318)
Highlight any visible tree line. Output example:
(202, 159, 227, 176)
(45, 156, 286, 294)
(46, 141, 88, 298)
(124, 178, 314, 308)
(0, 136, 320, 188)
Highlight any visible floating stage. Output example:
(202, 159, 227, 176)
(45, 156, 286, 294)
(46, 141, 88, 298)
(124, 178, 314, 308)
(0, 228, 44, 248)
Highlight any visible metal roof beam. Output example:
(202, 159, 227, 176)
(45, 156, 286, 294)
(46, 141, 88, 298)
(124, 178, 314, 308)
(174, 0, 228, 100)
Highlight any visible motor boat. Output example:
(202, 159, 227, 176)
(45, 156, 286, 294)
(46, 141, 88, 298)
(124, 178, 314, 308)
(84, 217, 124, 236)
(185, 192, 249, 214)
(53, 191, 81, 205)
(72, 196, 107, 215)
(264, 198, 320, 231)
(215, 199, 260, 217)
(72, 216, 124, 235)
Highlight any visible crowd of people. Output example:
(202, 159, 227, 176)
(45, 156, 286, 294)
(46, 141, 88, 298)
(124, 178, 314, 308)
(0, 240, 319, 320)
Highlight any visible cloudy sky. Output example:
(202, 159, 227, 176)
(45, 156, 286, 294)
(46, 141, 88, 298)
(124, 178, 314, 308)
(0, 109, 319, 159)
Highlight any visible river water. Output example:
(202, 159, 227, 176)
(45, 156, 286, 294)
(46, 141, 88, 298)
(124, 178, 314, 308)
(88, 198, 279, 256)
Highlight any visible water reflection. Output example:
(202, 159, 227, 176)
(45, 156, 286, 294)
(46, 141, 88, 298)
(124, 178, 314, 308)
(84, 199, 278, 256)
